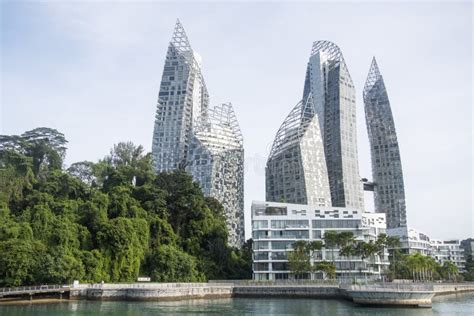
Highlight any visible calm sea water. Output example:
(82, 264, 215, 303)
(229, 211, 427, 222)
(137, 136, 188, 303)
(1, 293, 473, 316)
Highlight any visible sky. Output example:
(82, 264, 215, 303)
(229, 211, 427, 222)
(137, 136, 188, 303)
(1, 1, 472, 241)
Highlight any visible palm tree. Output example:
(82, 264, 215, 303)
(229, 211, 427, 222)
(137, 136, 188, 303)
(385, 236, 401, 279)
(442, 261, 459, 282)
(323, 230, 338, 266)
(354, 241, 378, 283)
(337, 232, 355, 282)
(340, 244, 356, 283)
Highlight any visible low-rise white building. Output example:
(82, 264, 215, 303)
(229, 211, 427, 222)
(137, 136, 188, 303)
(387, 227, 466, 272)
(387, 227, 432, 255)
(430, 239, 466, 272)
(251, 201, 389, 281)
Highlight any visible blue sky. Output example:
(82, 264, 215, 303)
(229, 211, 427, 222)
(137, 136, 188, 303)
(1, 1, 472, 240)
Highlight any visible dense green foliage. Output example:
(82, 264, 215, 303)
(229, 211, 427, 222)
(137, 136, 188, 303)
(0, 128, 251, 286)
(388, 251, 460, 282)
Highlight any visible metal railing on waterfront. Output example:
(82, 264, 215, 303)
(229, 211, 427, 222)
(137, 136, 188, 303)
(209, 279, 338, 286)
(0, 284, 69, 295)
(74, 282, 234, 290)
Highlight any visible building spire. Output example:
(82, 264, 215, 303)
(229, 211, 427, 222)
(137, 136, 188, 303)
(363, 56, 383, 101)
(171, 19, 192, 52)
(368, 57, 381, 79)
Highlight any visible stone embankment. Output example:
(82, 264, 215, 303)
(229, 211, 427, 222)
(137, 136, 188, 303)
(70, 283, 233, 301)
(8, 281, 473, 307)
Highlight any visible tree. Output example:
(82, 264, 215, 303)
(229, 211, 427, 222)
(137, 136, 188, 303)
(0, 239, 41, 286)
(20, 128, 68, 175)
(143, 245, 203, 282)
(0, 149, 35, 205)
(67, 161, 96, 185)
(97, 217, 149, 282)
(336, 232, 355, 281)
(353, 241, 379, 283)
(323, 230, 339, 265)
(0, 130, 253, 285)
(288, 241, 311, 279)
(315, 261, 336, 280)
(441, 260, 459, 282)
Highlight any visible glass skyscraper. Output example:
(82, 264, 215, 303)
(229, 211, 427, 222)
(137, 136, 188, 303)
(363, 57, 407, 229)
(152, 20, 209, 172)
(266, 95, 332, 206)
(302, 41, 365, 210)
(152, 21, 244, 246)
(186, 103, 245, 247)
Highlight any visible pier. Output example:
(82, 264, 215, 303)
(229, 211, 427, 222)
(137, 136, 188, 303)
(0, 285, 70, 301)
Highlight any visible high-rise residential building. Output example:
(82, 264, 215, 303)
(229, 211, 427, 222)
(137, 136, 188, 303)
(151, 21, 245, 246)
(251, 200, 388, 281)
(302, 41, 365, 210)
(266, 95, 331, 206)
(152, 20, 209, 172)
(186, 103, 245, 247)
(363, 57, 407, 229)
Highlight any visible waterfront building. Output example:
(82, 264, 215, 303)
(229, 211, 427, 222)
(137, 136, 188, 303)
(302, 41, 364, 210)
(265, 96, 331, 206)
(151, 21, 245, 246)
(387, 227, 432, 256)
(186, 103, 245, 247)
(461, 238, 474, 259)
(430, 239, 466, 272)
(251, 201, 388, 281)
(387, 227, 466, 271)
(363, 58, 407, 229)
(152, 20, 209, 172)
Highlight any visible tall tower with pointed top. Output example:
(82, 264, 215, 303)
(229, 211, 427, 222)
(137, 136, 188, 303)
(152, 20, 209, 172)
(186, 103, 245, 247)
(302, 41, 365, 209)
(364, 57, 407, 229)
(266, 95, 332, 206)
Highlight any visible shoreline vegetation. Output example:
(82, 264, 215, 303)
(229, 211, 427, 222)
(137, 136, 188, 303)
(2, 127, 474, 296)
(0, 128, 252, 288)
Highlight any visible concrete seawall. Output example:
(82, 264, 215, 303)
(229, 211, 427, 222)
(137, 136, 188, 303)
(68, 282, 474, 307)
(70, 283, 233, 301)
(233, 285, 343, 299)
(433, 284, 474, 296)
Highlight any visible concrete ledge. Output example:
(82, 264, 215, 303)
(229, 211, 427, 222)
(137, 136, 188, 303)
(233, 285, 343, 299)
(67, 282, 474, 307)
(70, 284, 233, 301)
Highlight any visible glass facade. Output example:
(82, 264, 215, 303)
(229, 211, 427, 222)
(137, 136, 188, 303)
(152, 20, 208, 172)
(363, 58, 407, 229)
(251, 201, 389, 281)
(302, 41, 365, 210)
(186, 103, 245, 247)
(152, 21, 244, 247)
(266, 95, 332, 206)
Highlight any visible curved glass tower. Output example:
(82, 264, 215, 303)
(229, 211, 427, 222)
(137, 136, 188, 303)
(152, 20, 209, 172)
(302, 41, 364, 209)
(363, 57, 407, 229)
(187, 103, 245, 247)
(266, 95, 332, 206)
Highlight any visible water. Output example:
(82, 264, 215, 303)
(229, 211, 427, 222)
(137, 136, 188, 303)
(0, 293, 473, 315)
